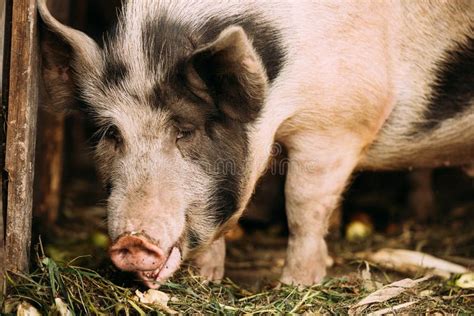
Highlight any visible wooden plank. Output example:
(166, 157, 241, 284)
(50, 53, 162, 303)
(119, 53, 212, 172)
(0, 0, 7, 291)
(0, 0, 4, 88)
(4, 0, 39, 273)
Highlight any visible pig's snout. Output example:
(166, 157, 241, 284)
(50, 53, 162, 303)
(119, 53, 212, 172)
(110, 234, 182, 288)
(109, 235, 164, 272)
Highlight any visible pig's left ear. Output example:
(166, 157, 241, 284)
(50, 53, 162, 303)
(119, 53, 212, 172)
(38, 0, 102, 111)
(186, 26, 268, 123)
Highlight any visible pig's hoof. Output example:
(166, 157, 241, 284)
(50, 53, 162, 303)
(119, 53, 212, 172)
(279, 272, 326, 287)
(198, 263, 225, 283)
(280, 260, 327, 286)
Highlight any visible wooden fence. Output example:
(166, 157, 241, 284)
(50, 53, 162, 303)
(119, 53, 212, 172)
(1, 0, 40, 292)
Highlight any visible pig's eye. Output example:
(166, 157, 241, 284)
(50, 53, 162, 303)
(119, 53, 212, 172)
(176, 129, 194, 141)
(104, 125, 122, 146)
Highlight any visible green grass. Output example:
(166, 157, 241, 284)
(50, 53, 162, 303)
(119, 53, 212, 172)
(2, 249, 473, 315)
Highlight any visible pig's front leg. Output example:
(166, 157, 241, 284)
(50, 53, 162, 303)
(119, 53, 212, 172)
(194, 237, 226, 282)
(280, 133, 361, 286)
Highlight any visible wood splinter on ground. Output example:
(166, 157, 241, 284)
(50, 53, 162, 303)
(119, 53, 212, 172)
(348, 275, 432, 315)
(358, 248, 470, 279)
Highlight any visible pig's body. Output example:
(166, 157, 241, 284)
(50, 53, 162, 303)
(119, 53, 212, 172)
(254, 1, 474, 170)
(39, 0, 473, 287)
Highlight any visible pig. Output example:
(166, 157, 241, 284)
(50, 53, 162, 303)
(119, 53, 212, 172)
(38, 0, 474, 288)
(409, 166, 474, 221)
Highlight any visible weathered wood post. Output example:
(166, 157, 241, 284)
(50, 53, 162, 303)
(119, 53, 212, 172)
(0, 0, 8, 293)
(4, 0, 39, 275)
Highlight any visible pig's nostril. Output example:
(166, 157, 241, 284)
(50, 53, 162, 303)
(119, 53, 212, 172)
(118, 248, 130, 256)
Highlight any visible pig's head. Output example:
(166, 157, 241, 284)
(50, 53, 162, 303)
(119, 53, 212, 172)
(38, 1, 269, 287)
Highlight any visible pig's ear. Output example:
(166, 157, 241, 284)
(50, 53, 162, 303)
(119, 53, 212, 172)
(186, 26, 268, 123)
(38, 0, 102, 111)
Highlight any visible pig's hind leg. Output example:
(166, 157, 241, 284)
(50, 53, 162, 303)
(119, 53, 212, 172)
(280, 133, 364, 285)
(408, 169, 436, 221)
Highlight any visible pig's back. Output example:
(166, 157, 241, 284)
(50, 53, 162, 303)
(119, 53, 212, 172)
(360, 1, 474, 170)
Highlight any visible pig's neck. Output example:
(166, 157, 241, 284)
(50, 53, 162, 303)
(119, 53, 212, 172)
(241, 96, 295, 213)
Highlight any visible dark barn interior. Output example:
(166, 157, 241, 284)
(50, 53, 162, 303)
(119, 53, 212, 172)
(0, 0, 473, 314)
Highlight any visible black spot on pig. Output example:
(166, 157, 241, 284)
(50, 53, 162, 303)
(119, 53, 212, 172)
(105, 180, 113, 196)
(141, 17, 195, 80)
(178, 118, 249, 226)
(186, 228, 201, 250)
(140, 10, 286, 84)
(210, 175, 242, 225)
(142, 86, 247, 227)
(417, 36, 473, 132)
(206, 125, 249, 225)
(103, 59, 128, 86)
(146, 83, 167, 109)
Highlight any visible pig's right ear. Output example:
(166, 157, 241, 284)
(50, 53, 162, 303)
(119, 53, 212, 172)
(185, 26, 268, 123)
(38, 0, 102, 111)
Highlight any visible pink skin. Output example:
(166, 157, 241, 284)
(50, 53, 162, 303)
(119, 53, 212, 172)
(139, 247, 181, 288)
(109, 235, 182, 288)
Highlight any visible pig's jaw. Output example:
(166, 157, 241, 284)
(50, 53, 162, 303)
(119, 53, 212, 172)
(138, 246, 181, 288)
